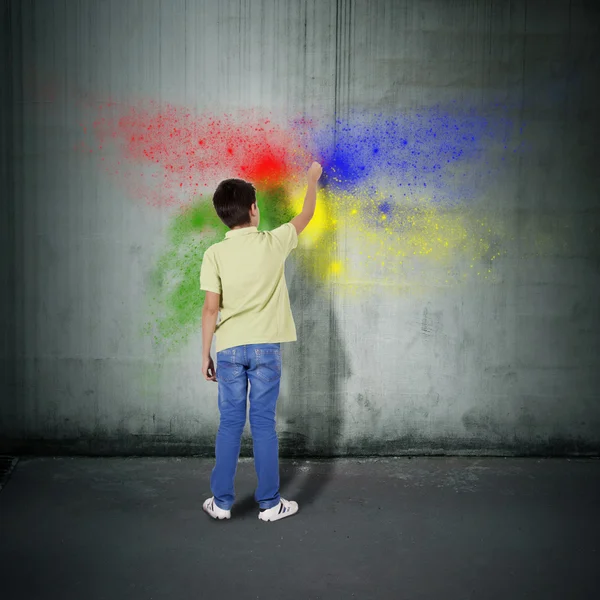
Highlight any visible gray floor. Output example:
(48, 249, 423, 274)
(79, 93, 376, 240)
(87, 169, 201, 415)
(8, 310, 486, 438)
(0, 456, 599, 600)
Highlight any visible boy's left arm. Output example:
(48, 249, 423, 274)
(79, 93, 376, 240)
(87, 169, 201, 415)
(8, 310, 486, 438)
(202, 291, 220, 382)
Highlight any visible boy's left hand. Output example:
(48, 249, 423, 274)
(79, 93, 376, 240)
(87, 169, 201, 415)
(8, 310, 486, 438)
(202, 356, 217, 382)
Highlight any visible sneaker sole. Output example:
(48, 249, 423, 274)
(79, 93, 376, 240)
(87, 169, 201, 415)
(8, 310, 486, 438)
(258, 505, 299, 522)
(203, 500, 231, 520)
(203, 508, 231, 520)
(259, 514, 297, 522)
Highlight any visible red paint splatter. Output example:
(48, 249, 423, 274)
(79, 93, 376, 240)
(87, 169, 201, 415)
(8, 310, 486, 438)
(87, 102, 310, 206)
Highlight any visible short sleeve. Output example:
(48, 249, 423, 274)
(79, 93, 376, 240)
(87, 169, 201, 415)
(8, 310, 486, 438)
(269, 222, 298, 257)
(200, 247, 222, 295)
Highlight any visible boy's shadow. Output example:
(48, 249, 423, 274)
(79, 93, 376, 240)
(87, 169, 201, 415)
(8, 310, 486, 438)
(234, 220, 350, 517)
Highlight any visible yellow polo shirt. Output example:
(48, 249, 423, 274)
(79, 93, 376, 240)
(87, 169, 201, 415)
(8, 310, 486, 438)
(199, 223, 298, 352)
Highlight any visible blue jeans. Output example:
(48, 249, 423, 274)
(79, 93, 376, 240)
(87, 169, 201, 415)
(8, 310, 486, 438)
(211, 343, 282, 510)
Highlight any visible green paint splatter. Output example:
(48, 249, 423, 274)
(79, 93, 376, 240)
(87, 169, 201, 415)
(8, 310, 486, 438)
(257, 186, 296, 228)
(146, 187, 295, 351)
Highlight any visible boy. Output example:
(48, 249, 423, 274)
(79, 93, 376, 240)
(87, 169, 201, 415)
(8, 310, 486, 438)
(200, 161, 323, 522)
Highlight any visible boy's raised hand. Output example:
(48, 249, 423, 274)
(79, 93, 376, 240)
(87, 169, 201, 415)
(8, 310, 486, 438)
(290, 161, 322, 235)
(308, 161, 323, 183)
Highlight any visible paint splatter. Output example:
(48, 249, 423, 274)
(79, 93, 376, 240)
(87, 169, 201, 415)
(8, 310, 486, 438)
(311, 105, 519, 203)
(146, 186, 512, 349)
(284, 186, 510, 290)
(144, 201, 227, 349)
(88, 102, 310, 206)
(80, 100, 526, 348)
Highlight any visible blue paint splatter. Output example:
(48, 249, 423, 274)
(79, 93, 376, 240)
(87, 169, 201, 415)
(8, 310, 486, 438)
(379, 201, 392, 215)
(310, 104, 520, 204)
(357, 195, 400, 230)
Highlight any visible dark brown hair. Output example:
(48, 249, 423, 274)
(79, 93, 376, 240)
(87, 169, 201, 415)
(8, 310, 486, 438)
(212, 178, 256, 229)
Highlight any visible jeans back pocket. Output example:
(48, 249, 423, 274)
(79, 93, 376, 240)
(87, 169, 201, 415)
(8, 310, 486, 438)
(254, 347, 282, 383)
(217, 349, 243, 383)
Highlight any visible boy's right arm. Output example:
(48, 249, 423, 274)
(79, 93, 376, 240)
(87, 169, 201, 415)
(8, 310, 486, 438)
(290, 162, 323, 235)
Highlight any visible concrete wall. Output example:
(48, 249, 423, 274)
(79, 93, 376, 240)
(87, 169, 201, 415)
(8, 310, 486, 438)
(1, 0, 599, 456)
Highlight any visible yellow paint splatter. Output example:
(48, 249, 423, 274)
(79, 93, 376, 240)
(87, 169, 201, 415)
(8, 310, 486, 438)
(290, 188, 331, 248)
(278, 185, 508, 290)
(329, 261, 343, 275)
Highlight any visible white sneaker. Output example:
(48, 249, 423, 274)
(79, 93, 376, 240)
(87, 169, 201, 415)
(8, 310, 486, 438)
(258, 498, 299, 522)
(203, 497, 231, 520)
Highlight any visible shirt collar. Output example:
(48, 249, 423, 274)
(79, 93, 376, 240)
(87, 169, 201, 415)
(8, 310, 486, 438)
(225, 226, 258, 239)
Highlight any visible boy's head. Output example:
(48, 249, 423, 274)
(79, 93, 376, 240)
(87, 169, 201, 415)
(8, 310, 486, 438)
(212, 178, 259, 229)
